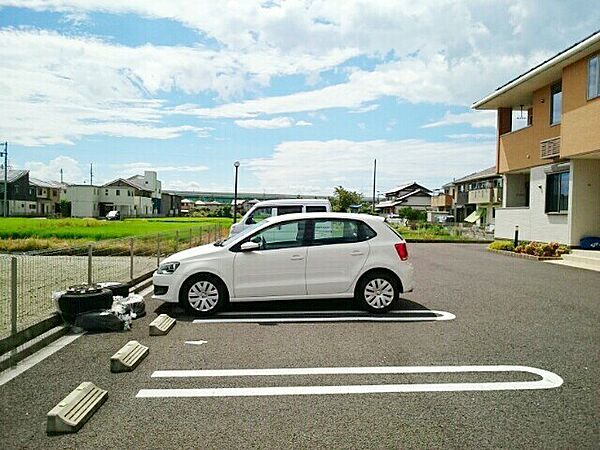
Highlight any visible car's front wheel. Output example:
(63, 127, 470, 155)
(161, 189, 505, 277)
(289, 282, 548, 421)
(180, 274, 227, 316)
(356, 272, 398, 313)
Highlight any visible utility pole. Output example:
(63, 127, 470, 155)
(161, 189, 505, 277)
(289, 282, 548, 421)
(1, 142, 8, 217)
(60, 168, 63, 184)
(371, 158, 377, 214)
(90, 163, 93, 186)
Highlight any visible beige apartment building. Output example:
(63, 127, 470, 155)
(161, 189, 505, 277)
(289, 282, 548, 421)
(474, 31, 600, 246)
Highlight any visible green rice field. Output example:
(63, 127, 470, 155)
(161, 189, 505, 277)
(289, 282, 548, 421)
(0, 217, 231, 252)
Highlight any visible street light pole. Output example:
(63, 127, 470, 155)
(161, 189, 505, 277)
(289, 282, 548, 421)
(233, 161, 240, 223)
(372, 158, 377, 214)
(1, 142, 8, 218)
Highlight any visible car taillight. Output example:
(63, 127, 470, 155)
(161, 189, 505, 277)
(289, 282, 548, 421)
(394, 242, 408, 261)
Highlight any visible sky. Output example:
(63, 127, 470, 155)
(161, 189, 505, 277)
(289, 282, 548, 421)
(0, 1, 598, 196)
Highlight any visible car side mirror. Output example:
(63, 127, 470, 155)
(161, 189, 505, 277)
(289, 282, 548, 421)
(240, 241, 260, 251)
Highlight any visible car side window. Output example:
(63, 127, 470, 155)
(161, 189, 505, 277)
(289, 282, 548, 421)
(249, 220, 307, 250)
(276, 205, 302, 215)
(246, 207, 272, 224)
(311, 219, 375, 245)
(306, 205, 327, 212)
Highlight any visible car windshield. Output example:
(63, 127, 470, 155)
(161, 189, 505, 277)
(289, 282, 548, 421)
(214, 222, 263, 246)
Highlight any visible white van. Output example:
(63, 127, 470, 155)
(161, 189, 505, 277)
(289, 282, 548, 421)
(229, 198, 331, 235)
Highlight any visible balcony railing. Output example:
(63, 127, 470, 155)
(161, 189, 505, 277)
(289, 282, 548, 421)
(540, 137, 561, 159)
(468, 188, 502, 204)
(456, 192, 468, 205)
(431, 194, 453, 208)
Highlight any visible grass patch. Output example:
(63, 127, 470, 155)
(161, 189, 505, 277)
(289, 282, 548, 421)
(393, 224, 478, 241)
(488, 240, 515, 251)
(0, 217, 231, 253)
(0, 217, 230, 240)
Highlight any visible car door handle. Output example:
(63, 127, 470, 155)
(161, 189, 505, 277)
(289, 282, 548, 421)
(290, 255, 304, 261)
(350, 250, 364, 256)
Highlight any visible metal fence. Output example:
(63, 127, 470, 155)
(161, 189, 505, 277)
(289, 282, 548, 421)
(0, 224, 227, 339)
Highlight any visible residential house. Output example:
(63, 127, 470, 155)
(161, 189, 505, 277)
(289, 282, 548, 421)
(473, 31, 600, 246)
(430, 167, 503, 226)
(29, 177, 64, 215)
(0, 170, 37, 216)
(375, 182, 432, 215)
(180, 198, 194, 215)
(160, 193, 182, 216)
(100, 178, 154, 217)
(127, 171, 162, 214)
(193, 200, 223, 213)
(62, 185, 102, 218)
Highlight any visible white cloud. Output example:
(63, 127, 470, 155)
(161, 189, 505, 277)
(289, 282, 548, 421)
(234, 116, 313, 129)
(422, 111, 496, 129)
(0, 28, 352, 146)
(447, 133, 496, 140)
(24, 155, 83, 183)
(244, 138, 495, 194)
(1, 1, 597, 147)
(172, 50, 550, 120)
(114, 162, 209, 177)
(234, 117, 294, 129)
(163, 180, 232, 192)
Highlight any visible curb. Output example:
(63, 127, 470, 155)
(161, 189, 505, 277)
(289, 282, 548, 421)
(487, 248, 563, 261)
(0, 325, 69, 371)
(406, 239, 493, 244)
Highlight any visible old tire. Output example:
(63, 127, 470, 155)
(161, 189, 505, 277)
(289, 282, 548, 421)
(97, 281, 130, 298)
(58, 288, 114, 323)
(356, 272, 398, 313)
(179, 274, 227, 317)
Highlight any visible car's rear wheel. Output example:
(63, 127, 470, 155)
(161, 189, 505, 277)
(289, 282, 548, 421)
(356, 273, 398, 313)
(180, 274, 227, 316)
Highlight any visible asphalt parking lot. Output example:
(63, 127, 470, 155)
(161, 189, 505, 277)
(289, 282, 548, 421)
(1, 243, 599, 449)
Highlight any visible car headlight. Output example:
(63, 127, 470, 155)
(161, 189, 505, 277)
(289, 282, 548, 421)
(157, 261, 180, 274)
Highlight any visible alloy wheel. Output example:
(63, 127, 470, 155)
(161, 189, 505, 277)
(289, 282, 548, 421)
(188, 281, 219, 312)
(364, 278, 395, 309)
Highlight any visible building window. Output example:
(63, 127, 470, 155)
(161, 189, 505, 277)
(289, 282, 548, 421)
(116, 189, 120, 196)
(545, 171, 569, 213)
(550, 81, 562, 125)
(589, 54, 600, 100)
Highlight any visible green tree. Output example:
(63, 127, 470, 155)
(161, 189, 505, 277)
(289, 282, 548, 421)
(330, 186, 364, 212)
(397, 207, 426, 221)
(58, 200, 71, 217)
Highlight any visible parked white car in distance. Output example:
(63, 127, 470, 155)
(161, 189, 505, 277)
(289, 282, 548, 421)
(229, 198, 331, 235)
(153, 212, 414, 315)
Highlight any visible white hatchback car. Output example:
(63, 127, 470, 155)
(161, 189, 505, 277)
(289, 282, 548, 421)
(152, 213, 414, 316)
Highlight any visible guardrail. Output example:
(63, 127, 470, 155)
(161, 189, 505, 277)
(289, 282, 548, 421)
(0, 224, 227, 339)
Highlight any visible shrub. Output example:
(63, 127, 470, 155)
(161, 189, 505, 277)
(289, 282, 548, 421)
(513, 241, 569, 257)
(488, 240, 514, 251)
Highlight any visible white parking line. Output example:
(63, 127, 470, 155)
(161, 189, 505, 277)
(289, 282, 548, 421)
(193, 310, 455, 323)
(137, 365, 563, 398)
(185, 340, 208, 346)
(216, 310, 434, 316)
